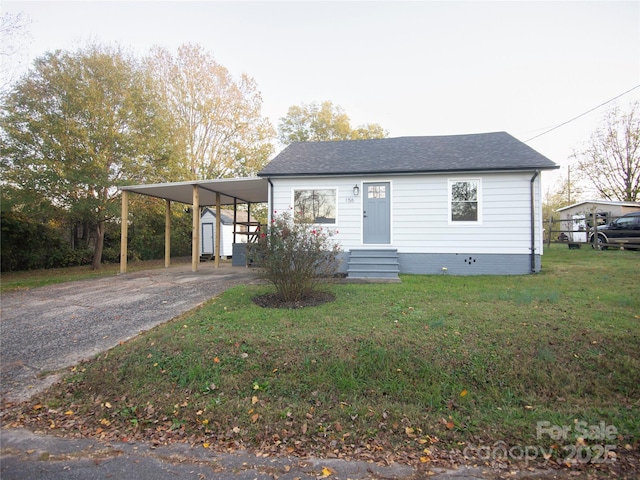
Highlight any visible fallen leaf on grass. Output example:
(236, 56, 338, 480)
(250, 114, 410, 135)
(440, 418, 454, 429)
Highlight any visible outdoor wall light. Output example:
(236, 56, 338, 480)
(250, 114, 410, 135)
(353, 184, 360, 196)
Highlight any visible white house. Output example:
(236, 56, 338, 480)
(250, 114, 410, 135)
(118, 132, 558, 276)
(258, 132, 558, 277)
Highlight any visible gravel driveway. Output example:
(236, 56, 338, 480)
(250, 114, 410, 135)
(0, 264, 260, 402)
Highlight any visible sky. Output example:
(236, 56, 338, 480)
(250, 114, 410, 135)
(3, 0, 640, 197)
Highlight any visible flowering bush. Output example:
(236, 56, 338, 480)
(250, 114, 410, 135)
(251, 211, 341, 303)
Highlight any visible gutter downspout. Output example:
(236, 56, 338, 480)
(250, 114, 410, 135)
(267, 178, 274, 224)
(530, 170, 540, 273)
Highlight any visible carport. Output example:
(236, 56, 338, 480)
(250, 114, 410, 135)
(119, 177, 269, 273)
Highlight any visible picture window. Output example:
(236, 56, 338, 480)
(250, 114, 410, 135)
(293, 189, 337, 224)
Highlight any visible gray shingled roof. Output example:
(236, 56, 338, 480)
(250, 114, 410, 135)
(259, 132, 557, 177)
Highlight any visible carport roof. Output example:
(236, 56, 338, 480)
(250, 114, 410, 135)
(120, 177, 268, 206)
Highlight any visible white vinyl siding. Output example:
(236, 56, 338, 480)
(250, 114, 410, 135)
(269, 172, 544, 256)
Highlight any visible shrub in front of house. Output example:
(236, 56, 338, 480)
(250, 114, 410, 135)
(252, 211, 341, 303)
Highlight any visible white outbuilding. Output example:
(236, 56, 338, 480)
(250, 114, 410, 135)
(200, 208, 257, 259)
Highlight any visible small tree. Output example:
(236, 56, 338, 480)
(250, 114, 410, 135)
(254, 211, 341, 303)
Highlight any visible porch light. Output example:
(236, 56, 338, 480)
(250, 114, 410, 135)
(353, 184, 360, 196)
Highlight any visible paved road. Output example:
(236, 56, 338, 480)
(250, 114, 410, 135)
(0, 428, 519, 480)
(0, 263, 260, 402)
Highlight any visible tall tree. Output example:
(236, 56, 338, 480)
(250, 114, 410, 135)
(0, 12, 32, 91)
(1, 45, 180, 269)
(572, 101, 640, 202)
(146, 44, 275, 180)
(278, 101, 388, 145)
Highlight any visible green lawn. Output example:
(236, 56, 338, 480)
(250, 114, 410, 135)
(2, 245, 639, 471)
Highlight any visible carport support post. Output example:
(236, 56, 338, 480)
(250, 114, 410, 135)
(215, 192, 221, 268)
(192, 185, 200, 272)
(165, 199, 171, 268)
(120, 190, 128, 274)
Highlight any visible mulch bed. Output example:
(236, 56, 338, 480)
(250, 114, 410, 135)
(252, 291, 336, 309)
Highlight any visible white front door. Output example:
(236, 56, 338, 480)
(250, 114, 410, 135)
(202, 223, 214, 254)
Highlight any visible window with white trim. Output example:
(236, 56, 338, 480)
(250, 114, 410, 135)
(293, 188, 337, 224)
(449, 179, 481, 223)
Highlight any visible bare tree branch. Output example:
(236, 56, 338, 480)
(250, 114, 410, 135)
(572, 101, 640, 202)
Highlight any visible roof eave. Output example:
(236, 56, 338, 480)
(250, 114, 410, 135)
(258, 165, 559, 178)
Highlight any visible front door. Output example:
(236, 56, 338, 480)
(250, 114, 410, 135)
(363, 182, 391, 244)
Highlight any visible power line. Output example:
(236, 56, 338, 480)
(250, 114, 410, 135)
(524, 84, 640, 142)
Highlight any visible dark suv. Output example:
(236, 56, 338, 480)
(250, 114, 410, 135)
(589, 211, 640, 249)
